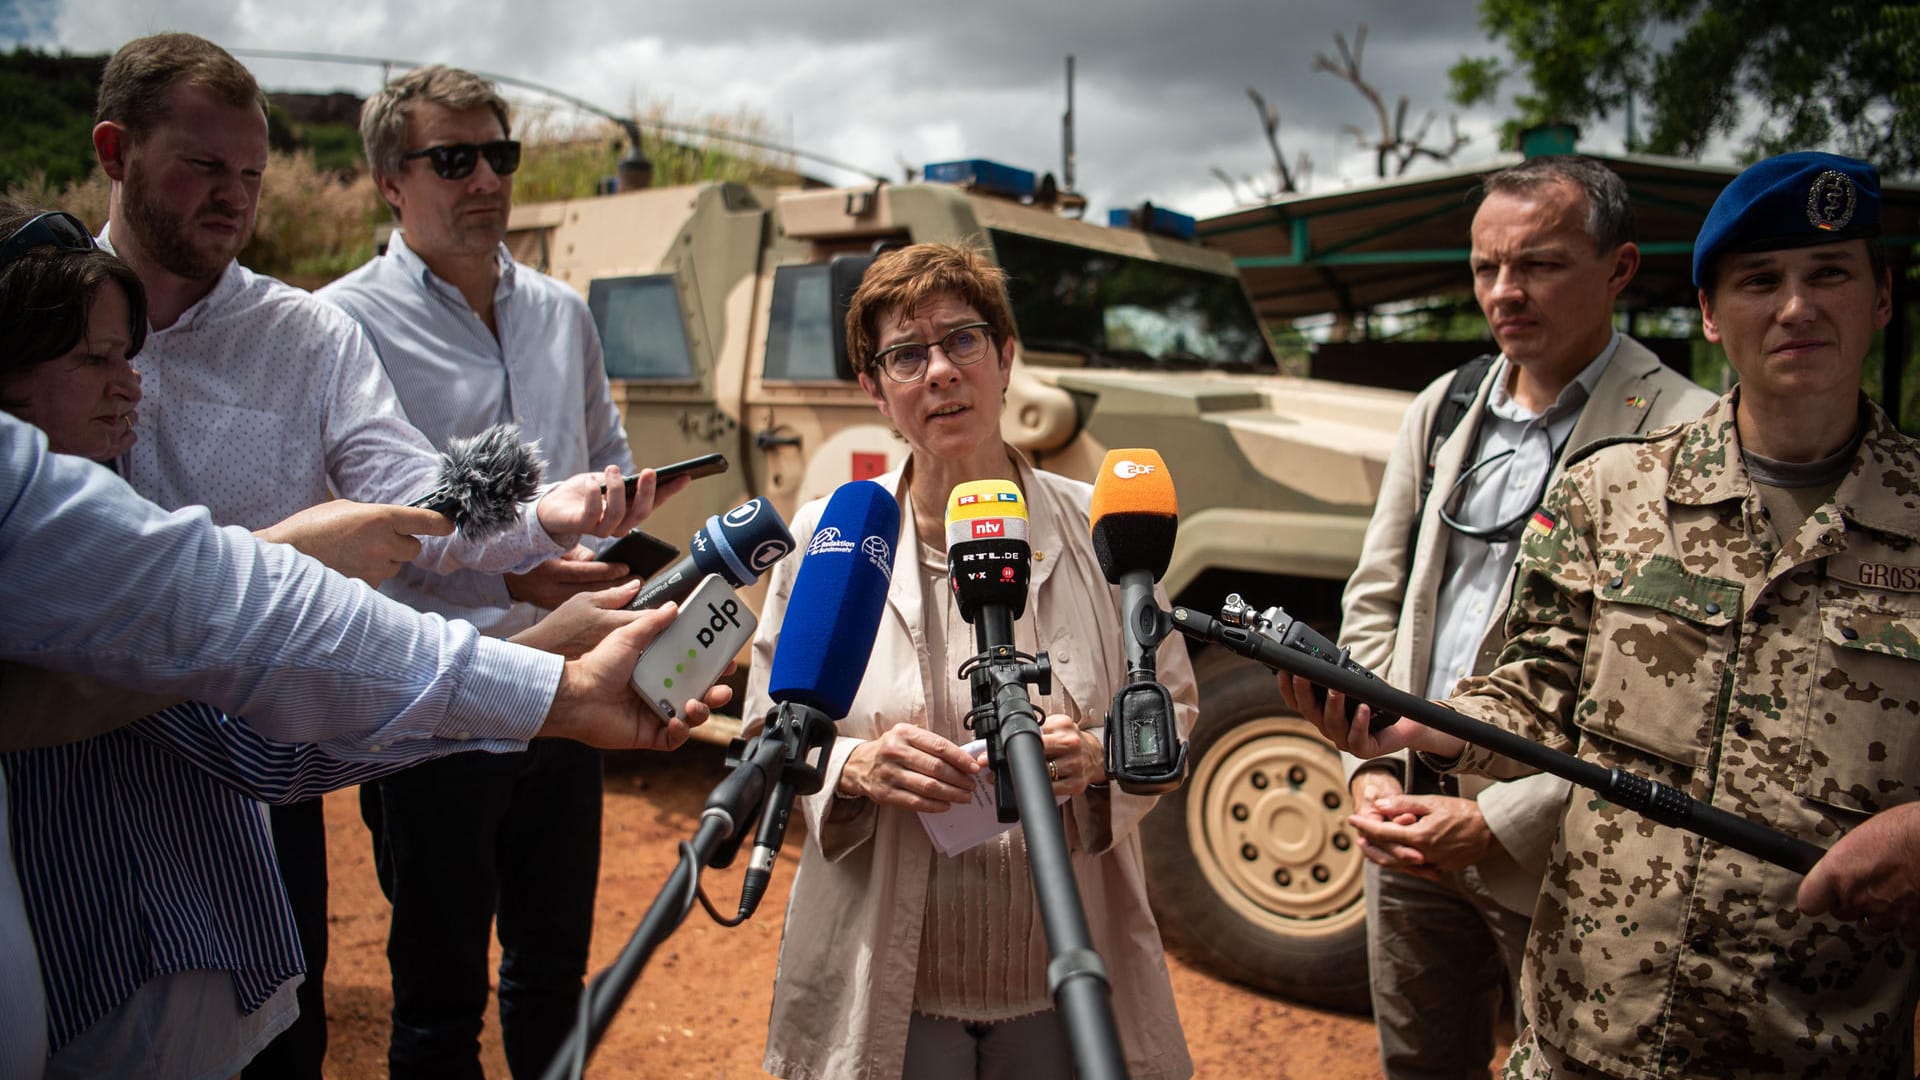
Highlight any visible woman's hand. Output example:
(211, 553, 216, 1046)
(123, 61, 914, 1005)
(1042, 713, 1105, 797)
(838, 723, 981, 812)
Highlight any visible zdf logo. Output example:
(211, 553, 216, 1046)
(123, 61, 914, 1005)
(1112, 459, 1155, 480)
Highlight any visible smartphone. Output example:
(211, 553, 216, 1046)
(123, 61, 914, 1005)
(621, 452, 729, 495)
(598, 529, 680, 579)
(629, 573, 757, 720)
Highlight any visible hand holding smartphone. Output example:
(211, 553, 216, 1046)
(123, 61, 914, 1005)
(615, 452, 729, 497)
(597, 529, 680, 578)
(629, 573, 756, 719)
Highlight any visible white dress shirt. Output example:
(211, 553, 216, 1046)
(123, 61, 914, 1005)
(320, 230, 633, 635)
(102, 232, 560, 574)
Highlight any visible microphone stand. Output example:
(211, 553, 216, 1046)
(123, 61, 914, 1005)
(540, 702, 836, 1080)
(960, 606, 1129, 1080)
(1169, 595, 1825, 875)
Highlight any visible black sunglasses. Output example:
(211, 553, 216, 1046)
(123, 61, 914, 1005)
(0, 210, 94, 267)
(400, 140, 522, 180)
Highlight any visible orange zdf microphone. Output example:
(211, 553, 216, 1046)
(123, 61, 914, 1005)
(1089, 450, 1188, 794)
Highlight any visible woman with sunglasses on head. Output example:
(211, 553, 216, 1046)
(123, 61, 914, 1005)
(0, 195, 667, 1079)
(742, 244, 1195, 1080)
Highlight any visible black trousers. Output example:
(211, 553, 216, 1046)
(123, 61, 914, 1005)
(242, 796, 329, 1080)
(361, 740, 604, 1080)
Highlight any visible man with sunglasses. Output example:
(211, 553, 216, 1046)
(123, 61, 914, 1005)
(1304, 156, 1713, 1079)
(317, 65, 638, 1080)
(81, 34, 674, 1080)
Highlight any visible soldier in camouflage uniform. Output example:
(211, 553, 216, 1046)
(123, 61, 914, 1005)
(1288, 151, 1920, 1079)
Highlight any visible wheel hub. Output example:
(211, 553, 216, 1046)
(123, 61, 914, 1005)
(1188, 715, 1366, 933)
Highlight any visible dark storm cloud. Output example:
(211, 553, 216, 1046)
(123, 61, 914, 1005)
(43, 0, 1516, 213)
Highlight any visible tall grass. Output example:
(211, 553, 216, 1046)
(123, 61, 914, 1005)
(12, 100, 796, 288)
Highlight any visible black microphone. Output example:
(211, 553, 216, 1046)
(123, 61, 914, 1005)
(945, 478, 1046, 822)
(734, 480, 900, 919)
(408, 423, 546, 540)
(625, 498, 795, 611)
(1088, 449, 1188, 794)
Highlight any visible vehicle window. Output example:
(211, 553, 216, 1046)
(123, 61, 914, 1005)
(763, 264, 843, 381)
(988, 230, 1276, 372)
(589, 275, 696, 380)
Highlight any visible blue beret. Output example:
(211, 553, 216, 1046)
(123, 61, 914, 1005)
(1693, 151, 1881, 287)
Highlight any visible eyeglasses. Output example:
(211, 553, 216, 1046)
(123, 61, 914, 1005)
(872, 322, 994, 383)
(400, 140, 522, 180)
(1437, 429, 1570, 543)
(0, 211, 94, 267)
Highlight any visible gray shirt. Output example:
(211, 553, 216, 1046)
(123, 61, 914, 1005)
(1424, 334, 1619, 699)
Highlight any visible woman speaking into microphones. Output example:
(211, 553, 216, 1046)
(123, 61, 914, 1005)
(743, 244, 1196, 1079)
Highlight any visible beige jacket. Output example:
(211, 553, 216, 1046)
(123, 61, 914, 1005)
(1339, 336, 1716, 913)
(745, 456, 1196, 1080)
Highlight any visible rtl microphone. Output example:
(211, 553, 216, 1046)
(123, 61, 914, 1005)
(945, 479, 1031, 634)
(626, 498, 795, 611)
(408, 423, 546, 539)
(946, 479, 1045, 822)
(1089, 449, 1188, 794)
(736, 480, 900, 918)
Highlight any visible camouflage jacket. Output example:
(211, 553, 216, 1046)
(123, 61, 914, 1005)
(1446, 391, 1920, 1079)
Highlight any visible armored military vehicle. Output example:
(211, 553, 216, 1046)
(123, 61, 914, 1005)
(506, 163, 1412, 1013)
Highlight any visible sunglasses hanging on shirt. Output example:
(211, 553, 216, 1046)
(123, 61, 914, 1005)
(1437, 426, 1572, 543)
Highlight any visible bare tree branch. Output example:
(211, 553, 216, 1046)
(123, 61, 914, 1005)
(1316, 23, 1470, 178)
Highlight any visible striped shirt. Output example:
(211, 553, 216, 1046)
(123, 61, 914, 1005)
(319, 230, 633, 636)
(7, 704, 461, 1049)
(9, 239, 573, 1057)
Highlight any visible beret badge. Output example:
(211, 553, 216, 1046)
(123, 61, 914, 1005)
(1806, 169, 1858, 231)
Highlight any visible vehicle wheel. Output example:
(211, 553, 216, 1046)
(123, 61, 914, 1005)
(1142, 648, 1371, 1014)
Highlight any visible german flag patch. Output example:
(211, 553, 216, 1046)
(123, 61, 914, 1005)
(1527, 509, 1557, 539)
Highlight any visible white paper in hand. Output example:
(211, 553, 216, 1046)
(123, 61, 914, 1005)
(918, 739, 1068, 857)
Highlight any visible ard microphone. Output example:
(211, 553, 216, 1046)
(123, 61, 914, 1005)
(1089, 450, 1188, 794)
(737, 481, 900, 918)
(626, 498, 795, 611)
(408, 423, 546, 539)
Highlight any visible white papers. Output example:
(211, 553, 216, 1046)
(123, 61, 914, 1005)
(918, 739, 1068, 856)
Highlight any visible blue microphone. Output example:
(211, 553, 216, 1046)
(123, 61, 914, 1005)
(627, 497, 795, 611)
(737, 480, 900, 916)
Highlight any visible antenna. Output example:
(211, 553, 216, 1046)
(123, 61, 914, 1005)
(227, 47, 891, 185)
(1062, 55, 1076, 194)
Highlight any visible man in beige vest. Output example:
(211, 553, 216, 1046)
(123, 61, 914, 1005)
(1330, 156, 1715, 1078)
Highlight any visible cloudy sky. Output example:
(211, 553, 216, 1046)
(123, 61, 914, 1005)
(6, 0, 1657, 219)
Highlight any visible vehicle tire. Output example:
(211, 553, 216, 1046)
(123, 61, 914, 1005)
(1142, 647, 1372, 1014)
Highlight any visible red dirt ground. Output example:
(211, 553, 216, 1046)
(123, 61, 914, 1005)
(318, 740, 1394, 1079)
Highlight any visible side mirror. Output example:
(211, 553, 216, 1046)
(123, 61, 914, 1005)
(828, 253, 877, 381)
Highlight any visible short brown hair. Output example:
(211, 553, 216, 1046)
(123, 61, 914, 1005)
(1478, 155, 1635, 253)
(96, 32, 268, 141)
(360, 65, 512, 178)
(844, 243, 1017, 378)
(0, 197, 149, 406)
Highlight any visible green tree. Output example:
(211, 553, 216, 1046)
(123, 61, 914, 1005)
(1451, 0, 1920, 175)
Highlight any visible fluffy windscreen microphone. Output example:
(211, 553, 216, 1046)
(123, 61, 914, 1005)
(766, 481, 901, 718)
(408, 423, 546, 540)
(1089, 449, 1177, 585)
